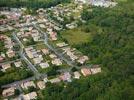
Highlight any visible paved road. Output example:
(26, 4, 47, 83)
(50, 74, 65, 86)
(1, 73, 47, 89)
(33, 24, 77, 68)
(1, 76, 35, 88)
(0, 58, 22, 66)
(12, 33, 39, 76)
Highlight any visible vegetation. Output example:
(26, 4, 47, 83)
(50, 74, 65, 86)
(60, 28, 91, 45)
(38, 0, 134, 100)
(0, 41, 7, 53)
(0, 14, 7, 19)
(0, 66, 33, 86)
(0, 0, 71, 8)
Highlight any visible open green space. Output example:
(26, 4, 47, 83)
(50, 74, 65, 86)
(60, 28, 91, 45)
(35, 43, 47, 50)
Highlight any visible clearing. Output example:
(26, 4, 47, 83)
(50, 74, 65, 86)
(60, 28, 91, 45)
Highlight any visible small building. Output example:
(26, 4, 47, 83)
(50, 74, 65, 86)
(73, 71, 81, 79)
(49, 78, 61, 83)
(49, 54, 57, 59)
(50, 32, 57, 41)
(43, 77, 49, 83)
(69, 54, 78, 61)
(90, 65, 101, 74)
(39, 62, 49, 69)
(21, 81, 36, 90)
(77, 56, 89, 64)
(59, 72, 72, 82)
(41, 48, 49, 55)
(39, 24, 46, 28)
(6, 49, 15, 58)
(1, 63, 11, 71)
(14, 61, 22, 68)
(23, 92, 37, 100)
(37, 81, 46, 90)
(27, 52, 34, 59)
(56, 42, 68, 48)
(81, 68, 91, 76)
(2, 87, 15, 97)
(52, 58, 62, 66)
(33, 57, 43, 64)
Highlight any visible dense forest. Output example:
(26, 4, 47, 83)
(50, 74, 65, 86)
(0, 0, 71, 8)
(38, 0, 134, 100)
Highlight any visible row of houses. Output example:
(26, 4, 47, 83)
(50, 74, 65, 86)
(2, 79, 45, 99)
(3, 88, 37, 100)
(75, 0, 117, 7)
(25, 46, 63, 68)
(0, 35, 15, 62)
(61, 46, 89, 64)
(45, 3, 80, 29)
(2, 65, 101, 99)
(0, 60, 22, 72)
(43, 65, 101, 84)
(17, 26, 43, 42)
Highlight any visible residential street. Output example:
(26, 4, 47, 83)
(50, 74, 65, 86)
(12, 33, 39, 75)
(33, 23, 79, 69)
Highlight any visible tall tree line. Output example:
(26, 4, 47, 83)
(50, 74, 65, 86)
(0, 0, 71, 8)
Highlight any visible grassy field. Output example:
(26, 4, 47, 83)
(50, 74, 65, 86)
(60, 28, 91, 45)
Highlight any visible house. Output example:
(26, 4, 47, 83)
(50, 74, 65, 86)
(41, 48, 49, 55)
(4, 36, 13, 49)
(73, 71, 81, 79)
(66, 51, 78, 61)
(33, 57, 43, 64)
(1, 63, 11, 71)
(75, 0, 87, 4)
(43, 77, 49, 83)
(37, 81, 46, 89)
(90, 65, 101, 74)
(6, 49, 15, 58)
(56, 42, 68, 47)
(49, 54, 57, 59)
(39, 62, 49, 69)
(26, 52, 34, 59)
(21, 81, 36, 89)
(52, 58, 62, 66)
(31, 31, 41, 42)
(66, 23, 77, 29)
(59, 72, 72, 82)
(25, 47, 35, 58)
(23, 92, 37, 100)
(39, 24, 46, 28)
(2, 87, 15, 97)
(49, 78, 61, 83)
(50, 32, 57, 41)
(77, 56, 89, 64)
(90, 0, 117, 7)
(81, 68, 91, 76)
(14, 61, 22, 68)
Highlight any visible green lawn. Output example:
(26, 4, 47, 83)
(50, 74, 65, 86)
(60, 28, 91, 45)
(35, 43, 46, 50)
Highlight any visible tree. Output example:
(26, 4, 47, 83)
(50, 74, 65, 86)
(28, 86, 36, 92)
(15, 89, 20, 95)
(71, 67, 78, 72)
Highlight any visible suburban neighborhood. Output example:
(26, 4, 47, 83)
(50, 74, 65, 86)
(0, 0, 120, 99)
